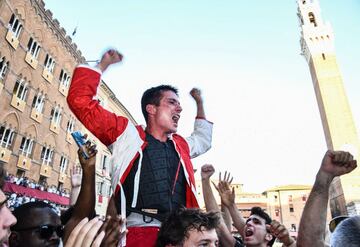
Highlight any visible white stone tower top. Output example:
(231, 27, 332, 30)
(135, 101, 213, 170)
(297, 0, 335, 62)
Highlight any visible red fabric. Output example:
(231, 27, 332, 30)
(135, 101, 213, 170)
(3, 182, 69, 205)
(67, 66, 128, 146)
(68, 66, 199, 208)
(126, 227, 159, 247)
(172, 134, 199, 208)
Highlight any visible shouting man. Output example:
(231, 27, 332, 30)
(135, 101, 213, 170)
(67, 49, 213, 246)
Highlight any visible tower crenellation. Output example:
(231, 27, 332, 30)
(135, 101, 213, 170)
(297, 0, 335, 62)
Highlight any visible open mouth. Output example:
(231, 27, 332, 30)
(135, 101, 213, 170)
(245, 228, 254, 237)
(172, 114, 180, 123)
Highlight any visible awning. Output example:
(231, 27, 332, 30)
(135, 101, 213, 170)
(3, 182, 70, 206)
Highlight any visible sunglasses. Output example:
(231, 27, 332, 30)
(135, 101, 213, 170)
(15, 224, 64, 239)
(329, 216, 349, 233)
(0, 197, 9, 208)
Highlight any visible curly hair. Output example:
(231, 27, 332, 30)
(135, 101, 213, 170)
(156, 208, 220, 247)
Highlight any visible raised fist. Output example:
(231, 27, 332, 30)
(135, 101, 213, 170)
(190, 88, 203, 104)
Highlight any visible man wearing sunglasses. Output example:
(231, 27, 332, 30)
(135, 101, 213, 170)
(9, 201, 63, 247)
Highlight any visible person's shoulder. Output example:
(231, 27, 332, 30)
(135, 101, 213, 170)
(172, 133, 186, 142)
(234, 236, 244, 247)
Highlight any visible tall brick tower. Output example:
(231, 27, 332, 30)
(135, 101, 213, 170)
(297, 0, 360, 216)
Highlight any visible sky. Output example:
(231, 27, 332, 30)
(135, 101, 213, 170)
(44, 0, 360, 193)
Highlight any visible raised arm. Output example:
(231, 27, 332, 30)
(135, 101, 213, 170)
(190, 88, 205, 119)
(96, 49, 123, 73)
(222, 203, 233, 232)
(216, 173, 246, 239)
(186, 88, 213, 158)
(69, 165, 82, 206)
(63, 143, 97, 243)
(67, 49, 128, 146)
(201, 165, 236, 247)
(297, 150, 357, 247)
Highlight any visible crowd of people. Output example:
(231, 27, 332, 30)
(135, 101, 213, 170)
(3, 192, 63, 216)
(4, 174, 70, 197)
(0, 49, 359, 247)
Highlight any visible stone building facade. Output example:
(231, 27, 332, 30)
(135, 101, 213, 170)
(264, 185, 312, 238)
(0, 0, 135, 214)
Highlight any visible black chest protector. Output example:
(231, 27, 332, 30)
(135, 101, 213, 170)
(122, 133, 186, 219)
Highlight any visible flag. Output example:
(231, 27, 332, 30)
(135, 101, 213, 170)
(72, 26, 77, 37)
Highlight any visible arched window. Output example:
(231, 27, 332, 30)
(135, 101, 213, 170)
(27, 37, 41, 59)
(8, 14, 23, 38)
(44, 54, 55, 73)
(59, 69, 71, 87)
(66, 117, 75, 133)
(40, 146, 54, 166)
(13, 79, 28, 101)
(19, 136, 34, 157)
(32, 92, 45, 113)
(0, 125, 16, 149)
(50, 105, 62, 126)
(308, 12, 317, 27)
(0, 57, 9, 80)
(59, 155, 68, 173)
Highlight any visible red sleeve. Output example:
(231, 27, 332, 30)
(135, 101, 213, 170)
(67, 66, 128, 146)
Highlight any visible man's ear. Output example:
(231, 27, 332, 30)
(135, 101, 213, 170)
(146, 104, 156, 116)
(265, 232, 273, 242)
(9, 232, 20, 247)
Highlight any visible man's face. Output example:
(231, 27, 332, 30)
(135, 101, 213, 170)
(0, 190, 16, 247)
(243, 215, 272, 246)
(151, 90, 182, 134)
(181, 227, 218, 247)
(11, 207, 61, 247)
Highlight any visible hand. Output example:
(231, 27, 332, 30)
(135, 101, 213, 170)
(267, 220, 295, 247)
(100, 216, 127, 247)
(219, 171, 233, 185)
(71, 165, 82, 188)
(78, 142, 97, 172)
(213, 179, 235, 207)
(213, 171, 234, 207)
(201, 164, 215, 180)
(97, 49, 123, 72)
(190, 88, 203, 104)
(65, 217, 105, 247)
(319, 150, 357, 179)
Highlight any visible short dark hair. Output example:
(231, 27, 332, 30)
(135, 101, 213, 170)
(0, 161, 6, 189)
(331, 215, 360, 247)
(11, 201, 56, 230)
(141, 85, 178, 122)
(156, 207, 220, 247)
(250, 207, 275, 247)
